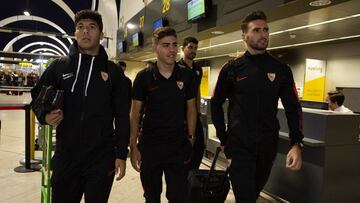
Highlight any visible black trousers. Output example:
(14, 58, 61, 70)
(188, 116, 206, 170)
(51, 151, 115, 203)
(140, 161, 189, 203)
(228, 140, 277, 203)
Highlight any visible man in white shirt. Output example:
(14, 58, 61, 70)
(326, 91, 353, 114)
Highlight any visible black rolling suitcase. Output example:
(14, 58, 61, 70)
(185, 147, 230, 203)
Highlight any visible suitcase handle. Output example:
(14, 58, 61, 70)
(203, 147, 229, 192)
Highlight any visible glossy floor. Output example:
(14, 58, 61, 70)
(0, 93, 277, 202)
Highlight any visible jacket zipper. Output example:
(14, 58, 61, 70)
(80, 72, 88, 121)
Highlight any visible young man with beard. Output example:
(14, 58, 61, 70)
(211, 10, 304, 203)
(31, 10, 130, 203)
(177, 37, 205, 170)
(130, 27, 197, 203)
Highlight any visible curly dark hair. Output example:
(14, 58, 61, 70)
(75, 9, 103, 32)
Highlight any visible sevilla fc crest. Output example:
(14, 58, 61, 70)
(176, 81, 184, 90)
(101, 71, 109, 81)
(267, 73, 276, 82)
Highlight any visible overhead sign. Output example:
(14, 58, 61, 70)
(139, 15, 145, 28)
(162, 0, 171, 13)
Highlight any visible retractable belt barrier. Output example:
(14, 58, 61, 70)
(0, 86, 32, 92)
(0, 104, 40, 172)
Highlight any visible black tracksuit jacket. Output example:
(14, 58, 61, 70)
(31, 41, 130, 161)
(211, 51, 303, 159)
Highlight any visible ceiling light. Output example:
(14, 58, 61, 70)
(309, 0, 331, 7)
(0, 28, 12, 33)
(211, 31, 224, 35)
(24, 11, 30, 16)
(127, 23, 136, 29)
(198, 13, 360, 51)
(289, 33, 297, 39)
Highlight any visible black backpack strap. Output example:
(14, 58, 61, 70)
(226, 59, 236, 82)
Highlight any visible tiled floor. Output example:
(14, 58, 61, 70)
(0, 93, 278, 203)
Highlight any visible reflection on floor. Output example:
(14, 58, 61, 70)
(0, 93, 278, 202)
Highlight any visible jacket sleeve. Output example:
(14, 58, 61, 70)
(30, 59, 59, 125)
(210, 63, 232, 146)
(111, 66, 131, 160)
(279, 65, 304, 145)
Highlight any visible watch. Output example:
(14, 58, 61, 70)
(188, 135, 195, 139)
(293, 142, 304, 150)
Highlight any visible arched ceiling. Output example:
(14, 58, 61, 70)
(0, 0, 121, 62)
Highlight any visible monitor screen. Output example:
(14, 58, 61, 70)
(187, 0, 206, 21)
(117, 41, 126, 53)
(132, 32, 143, 47)
(153, 18, 169, 31)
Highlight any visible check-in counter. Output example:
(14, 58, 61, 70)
(265, 107, 360, 203)
(205, 107, 360, 203)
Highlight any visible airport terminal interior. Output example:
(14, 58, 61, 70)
(0, 0, 360, 202)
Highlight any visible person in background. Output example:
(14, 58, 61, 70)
(211, 10, 304, 203)
(326, 91, 353, 113)
(117, 61, 132, 105)
(130, 27, 197, 203)
(31, 9, 130, 203)
(145, 61, 155, 69)
(177, 36, 205, 170)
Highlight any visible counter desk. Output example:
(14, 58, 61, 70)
(205, 107, 360, 203)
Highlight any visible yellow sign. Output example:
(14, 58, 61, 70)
(303, 59, 326, 102)
(19, 62, 33, 66)
(139, 16, 145, 28)
(162, 0, 171, 14)
(200, 66, 210, 97)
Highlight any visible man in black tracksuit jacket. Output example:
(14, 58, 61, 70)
(178, 36, 205, 170)
(130, 27, 197, 203)
(211, 11, 304, 203)
(31, 10, 130, 203)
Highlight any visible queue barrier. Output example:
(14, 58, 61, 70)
(0, 104, 40, 172)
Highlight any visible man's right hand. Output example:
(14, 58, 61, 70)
(130, 146, 141, 172)
(45, 109, 63, 126)
(220, 145, 232, 167)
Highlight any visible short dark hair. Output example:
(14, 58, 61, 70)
(182, 37, 198, 47)
(75, 9, 103, 32)
(328, 91, 345, 106)
(152, 27, 177, 44)
(117, 61, 127, 68)
(241, 10, 267, 33)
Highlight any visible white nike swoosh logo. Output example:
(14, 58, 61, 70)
(62, 73, 74, 80)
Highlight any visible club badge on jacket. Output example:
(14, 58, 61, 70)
(101, 72, 109, 81)
(267, 73, 276, 82)
(176, 81, 184, 90)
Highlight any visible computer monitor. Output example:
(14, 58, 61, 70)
(132, 32, 143, 47)
(153, 17, 169, 31)
(187, 0, 210, 22)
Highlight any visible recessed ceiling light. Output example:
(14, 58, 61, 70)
(289, 33, 297, 39)
(127, 23, 136, 29)
(23, 11, 30, 16)
(211, 31, 224, 35)
(309, 0, 331, 7)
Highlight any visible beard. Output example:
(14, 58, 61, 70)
(248, 38, 268, 51)
(186, 52, 196, 60)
